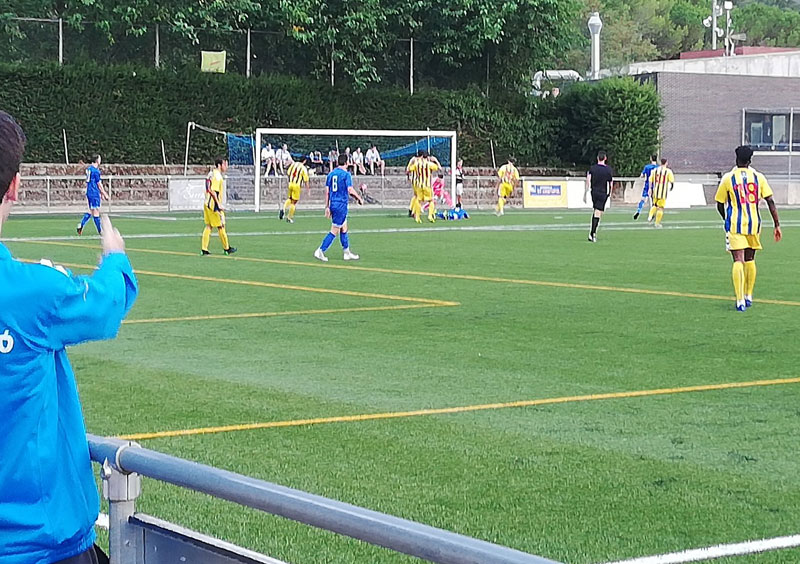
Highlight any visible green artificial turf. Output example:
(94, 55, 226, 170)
(3, 207, 799, 563)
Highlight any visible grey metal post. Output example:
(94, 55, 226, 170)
(155, 24, 160, 68)
(46, 177, 51, 210)
(410, 37, 415, 95)
(58, 18, 63, 65)
(330, 46, 335, 87)
(246, 28, 251, 77)
(711, 0, 718, 50)
(101, 446, 143, 564)
(588, 13, 603, 80)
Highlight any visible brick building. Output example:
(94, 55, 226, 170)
(619, 50, 800, 175)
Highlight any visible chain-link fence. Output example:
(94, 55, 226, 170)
(0, 18, 494, 91)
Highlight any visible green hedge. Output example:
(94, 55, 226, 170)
(0, 64, 659, 172)
(556, 77, 662, 176)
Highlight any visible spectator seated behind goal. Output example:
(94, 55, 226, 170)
(310, 151, 324, 174)
(365, 143, 385, 176)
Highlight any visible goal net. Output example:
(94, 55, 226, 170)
(252, 128, 458, 213)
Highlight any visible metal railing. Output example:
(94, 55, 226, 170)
(89, 434, 561, 564)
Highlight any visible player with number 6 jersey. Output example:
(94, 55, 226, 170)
(314, 153, 364, 262)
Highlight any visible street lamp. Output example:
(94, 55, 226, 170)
(588, 12, 603, 80)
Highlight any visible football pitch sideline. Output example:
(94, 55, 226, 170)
(4, 207, 800, 563)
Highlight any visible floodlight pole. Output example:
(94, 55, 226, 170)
(588, 12, 603, 80)
(711, 0, 718, 50)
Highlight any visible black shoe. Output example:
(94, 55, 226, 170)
(588, 234, 597, 243)
(407, 210, 413, 217)
(201, 250, 210, 256)
(76, 226, 83, 235)
(224, 247, 237, 255)
(633, 212, 640, 220)
(279, 209, 285, 220)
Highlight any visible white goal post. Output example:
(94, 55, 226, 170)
(254, 128, 458, 213)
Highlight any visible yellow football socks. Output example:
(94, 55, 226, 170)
(648, 206, 657, 221)
(412, 197, 422, 222)
(283, 198, 292, 215)
(497, 197, 506, 213)
(288, 202, 296, 220)
(201, 226, 211, 251)
(732, 261, 745, 302)
(655, 208, 664, 225)
(428, 200, 436, 222)
(744, 261, 757, 298)
(218, 227, 230, 250)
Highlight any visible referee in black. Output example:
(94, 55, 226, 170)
(585, 151, 613, 242)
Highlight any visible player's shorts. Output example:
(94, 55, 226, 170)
(499, 182, 514, 198)
(330, 204, 348, 228)
(456, 182, 464, 196)
(203, 207, 225, 228)
(652, 197, 666, 208)
(413, 186, 424, 200)
(726, 232, 762, 252)
(288, 182, 301, 201)
(87, 193, 101, 210)
(421, 187, 433, 202)
(591, 190, 608, 211)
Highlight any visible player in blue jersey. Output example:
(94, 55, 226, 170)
(314, 154, 364, 262)
(633, 154, 658, 220)
(436, 206, 470, 221)
(76, 155, 109, 235)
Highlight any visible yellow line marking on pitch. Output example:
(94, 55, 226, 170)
(117, 377, 800, 441)
(125, 304, 439, 324)
(19, 240, 800, 307)
(42, 259, 458, 307)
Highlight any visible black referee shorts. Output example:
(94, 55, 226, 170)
(591, 190, 608, 211)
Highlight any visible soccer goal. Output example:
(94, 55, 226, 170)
(253, 128, 458, 213)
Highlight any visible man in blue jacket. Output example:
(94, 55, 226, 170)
(0, 111, 139, 564)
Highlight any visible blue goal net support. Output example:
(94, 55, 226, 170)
(227, 134, 256, 166)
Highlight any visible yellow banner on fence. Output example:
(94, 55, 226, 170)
(522, 180, 568, 208)
(201, 51, 227, 73)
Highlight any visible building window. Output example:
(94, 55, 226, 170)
(744, 110, 791, 152)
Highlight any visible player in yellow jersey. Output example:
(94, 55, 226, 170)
(406, 152, 421, 218)
(646, 158, 675, 228)
(408, 151, 440, 223)
(495, 158, 519, 216)
(715, 146, 781, 312)
(201, 158, 237, 256)
(280, 156, 310, 224)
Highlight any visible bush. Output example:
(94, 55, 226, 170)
(556, 77, 661, 176)
(0, 63, 659, 171)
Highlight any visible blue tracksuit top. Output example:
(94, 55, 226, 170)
(0, 242, 138, 564)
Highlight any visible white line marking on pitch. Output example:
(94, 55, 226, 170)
(605, 534, 800, 564)
(6, 220, 799, 243)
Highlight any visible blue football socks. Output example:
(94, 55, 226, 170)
(320, 232, 335, 252)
